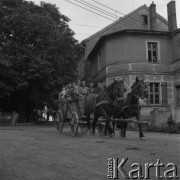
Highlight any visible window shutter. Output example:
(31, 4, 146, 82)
(146, 82, 150, 105)
(161, 82, 168, 105)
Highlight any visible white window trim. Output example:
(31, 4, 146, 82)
(141, 15, 148, 25)
(149, 81, 162, 105)
(145, 40, 161, 62)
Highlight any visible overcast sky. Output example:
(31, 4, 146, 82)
(30, 0, 180, 42)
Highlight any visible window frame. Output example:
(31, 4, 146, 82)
(141, 15, 148, 25)
(149, 82, 161, 105)
(146, 41, 160, 63)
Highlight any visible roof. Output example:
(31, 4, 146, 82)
(82, 4, 168, 43)
(82, 4, 168, 58)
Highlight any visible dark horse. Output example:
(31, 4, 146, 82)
(114, 77, 148, 140)
(84, 79, 126, 136)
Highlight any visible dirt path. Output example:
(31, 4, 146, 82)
(0, 126, 180, 180)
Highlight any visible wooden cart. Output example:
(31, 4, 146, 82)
(55, 96, 88, 137)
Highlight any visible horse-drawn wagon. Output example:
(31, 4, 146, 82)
(55, 94, 88, 137)
(55, 77, 150, 139)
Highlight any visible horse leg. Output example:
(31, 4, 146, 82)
(86, 112, 91, 132)
(103, 120, 108, 136)
(138, 124, 145, 140)
(136, 115, 145, 140)
(123, 122, 127, 137)
(91, 112, 99, 135)
(107, 120, 113, 136)
(120, 123, 124, 137)
(112, 121, 115, 135)
(100, 107, 113, 136)
(103, 119, 113, 136)
(116, 121, 123, 137)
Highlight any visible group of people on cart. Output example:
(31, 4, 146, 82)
(59, 80, 106, 101)
(58, 80, 107, 118)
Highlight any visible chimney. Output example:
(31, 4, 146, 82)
(149, 2, 157, 31)
(167, 1, 177, 32)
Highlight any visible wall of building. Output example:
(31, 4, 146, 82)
(105, 33, 171, 66)
(93, 68, 106, 85)
(171, 31, 180, 62)
(173, 71, 180, 123)
(90, 43, 106, 76)
(103, 31, 180, 122)
(77, 56, 85, 80)
(172, 31, 180, 121)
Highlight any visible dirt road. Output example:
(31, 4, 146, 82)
(0, 125, 180, 180)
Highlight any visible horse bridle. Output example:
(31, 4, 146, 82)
(113, 82, 126, 101)
(131, 82, 147, 100)
(115, 83, 141, 118)
(103, 82, 126, 107)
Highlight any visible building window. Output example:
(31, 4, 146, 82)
(142, 15, 148, 25)
(97, 52, 102, 71)
(147, 42, 158, 62)
(149, 82, 160, 104)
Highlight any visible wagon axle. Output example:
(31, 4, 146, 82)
(98, 118, 150, 125)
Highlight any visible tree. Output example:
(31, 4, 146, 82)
(0, 0, 84, 122)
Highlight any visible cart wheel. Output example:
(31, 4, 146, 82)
(70, 112, 79, 137)
(55, 110, 63, 133)
(98, 123, 105, 137)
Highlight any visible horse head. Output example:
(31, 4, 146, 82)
(131, 77, 148, 99)
(106, 78, 126, 101)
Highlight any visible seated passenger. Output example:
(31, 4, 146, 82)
(101, 83, 106, 91)
(59, 85, 67, 100)
(81, 81, 89, 96)
(74, 80, 82, 95)
(66, 83, 73, 100)
(94, 82, 103, 94)
(87, 82, 94, 94)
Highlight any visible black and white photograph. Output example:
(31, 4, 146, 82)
(0, 0, 180, 179)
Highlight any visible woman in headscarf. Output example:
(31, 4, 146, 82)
(94, 82, 103, 94)
(74, 80, 82, 96)
(81, 81, 89, 97)
(87, 82, 94, 94)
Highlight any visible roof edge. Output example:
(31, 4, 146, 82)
(88, 29, 171, 58)
(82, 4, 148, 43)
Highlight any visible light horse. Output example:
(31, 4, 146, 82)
(115, 77, 148, 140)
(84, 79, 126, 136)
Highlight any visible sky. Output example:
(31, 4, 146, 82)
(30, 0, 180, 42)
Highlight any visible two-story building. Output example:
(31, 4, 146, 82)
(79, 1, 180, 124)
